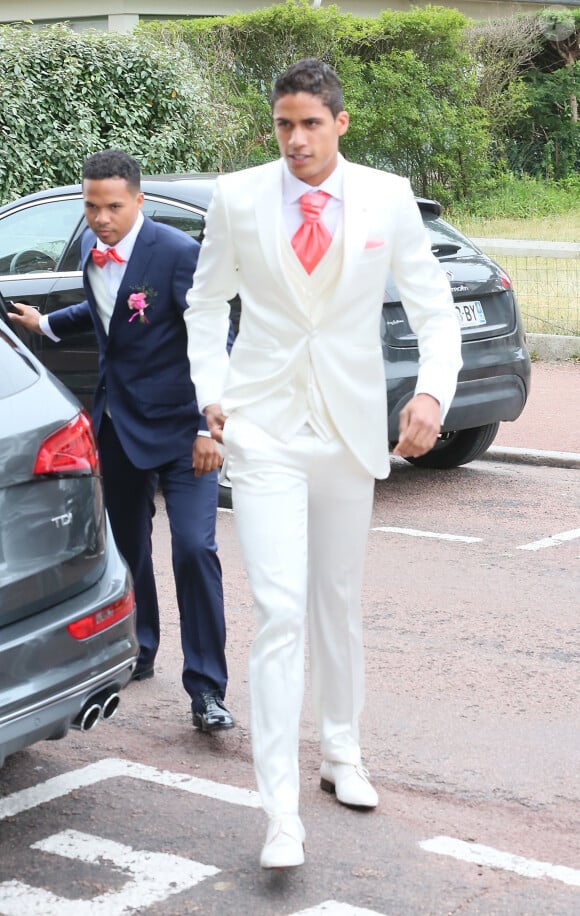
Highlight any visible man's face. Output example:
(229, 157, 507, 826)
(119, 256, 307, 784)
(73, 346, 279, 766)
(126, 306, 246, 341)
(82, 177, 144, 247)
(273, 91, 349, 186)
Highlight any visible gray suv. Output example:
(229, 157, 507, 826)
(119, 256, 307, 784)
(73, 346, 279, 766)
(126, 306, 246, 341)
(0, 293, 138, 767)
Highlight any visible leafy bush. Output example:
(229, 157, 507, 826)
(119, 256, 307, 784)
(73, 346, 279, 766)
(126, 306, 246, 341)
(466, 9, 580, 181)
(143, 1, 490, 203)
(0, 24, 240, 204)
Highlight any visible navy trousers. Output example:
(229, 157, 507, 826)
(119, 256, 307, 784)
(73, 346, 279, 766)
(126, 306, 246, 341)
(98, 415, 228, 703)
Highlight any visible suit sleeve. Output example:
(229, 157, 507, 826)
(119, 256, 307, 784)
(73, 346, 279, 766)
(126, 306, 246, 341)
(390, 179, 462, 421)
(45, 300, 94, 339)
(183, 179, 238, 410)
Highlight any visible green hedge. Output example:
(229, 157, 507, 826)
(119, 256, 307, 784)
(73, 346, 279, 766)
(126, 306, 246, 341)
(0, 24, 241, 204)
(1, 3, 577, 208)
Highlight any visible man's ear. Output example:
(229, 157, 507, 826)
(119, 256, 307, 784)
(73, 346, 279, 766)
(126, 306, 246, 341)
(336, 111, 349, 137)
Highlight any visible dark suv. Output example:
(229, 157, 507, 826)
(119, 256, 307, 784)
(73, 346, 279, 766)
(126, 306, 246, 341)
(0, 176, 530, 468)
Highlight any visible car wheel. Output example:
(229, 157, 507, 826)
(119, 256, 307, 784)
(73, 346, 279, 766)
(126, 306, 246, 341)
(404, 422, 500, 469)
(218, 459, 232, 510)
(218, 483, 232, 510)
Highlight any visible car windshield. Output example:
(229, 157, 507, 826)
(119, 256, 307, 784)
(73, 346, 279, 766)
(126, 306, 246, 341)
(0, 198, 84, 275)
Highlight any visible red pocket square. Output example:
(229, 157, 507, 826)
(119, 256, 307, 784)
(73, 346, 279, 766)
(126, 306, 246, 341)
(364, 237, 384, 249)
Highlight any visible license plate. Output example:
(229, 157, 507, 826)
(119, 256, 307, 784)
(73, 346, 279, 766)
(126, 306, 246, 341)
(455, 300, 486, 327)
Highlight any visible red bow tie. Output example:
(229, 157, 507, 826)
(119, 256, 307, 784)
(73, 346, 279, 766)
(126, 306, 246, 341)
(91, 247, 125, 268)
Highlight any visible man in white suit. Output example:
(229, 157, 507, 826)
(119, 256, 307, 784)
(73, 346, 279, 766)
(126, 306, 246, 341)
(185, 58, 462, 869)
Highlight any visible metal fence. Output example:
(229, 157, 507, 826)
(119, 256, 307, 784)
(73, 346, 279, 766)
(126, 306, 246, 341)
(472, 239, 580, 338)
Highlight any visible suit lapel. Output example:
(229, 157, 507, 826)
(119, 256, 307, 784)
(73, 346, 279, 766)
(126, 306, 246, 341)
(110, 218, 156, 327)
(338, 159, 372, 295)
(254, 159, 285, 275)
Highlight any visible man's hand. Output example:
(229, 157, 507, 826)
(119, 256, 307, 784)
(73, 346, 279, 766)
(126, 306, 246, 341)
(192, 435, 223, 477)
(393, 393, 441, 459)
(204, 403, 227, 444)
(6, 302, 43, 334)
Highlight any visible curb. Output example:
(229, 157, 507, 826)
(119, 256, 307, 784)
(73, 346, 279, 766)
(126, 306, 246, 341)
(483, 445, 580, 470)
(526, 333, 579, 361)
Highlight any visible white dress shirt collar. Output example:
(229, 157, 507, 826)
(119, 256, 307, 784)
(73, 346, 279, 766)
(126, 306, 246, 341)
(282, 155, 344, 205)
(91, 211, 144, 304)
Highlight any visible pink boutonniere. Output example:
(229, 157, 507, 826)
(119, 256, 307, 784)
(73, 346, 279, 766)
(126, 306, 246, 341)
(128, 286, 156, 324)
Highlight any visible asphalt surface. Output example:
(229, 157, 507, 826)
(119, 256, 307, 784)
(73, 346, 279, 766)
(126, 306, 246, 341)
(486, 359, 580, 467)
(1, 359, 577, 915)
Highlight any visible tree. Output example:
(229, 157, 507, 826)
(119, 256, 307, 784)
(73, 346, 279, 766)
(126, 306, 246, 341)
(145, 0, 490, 203)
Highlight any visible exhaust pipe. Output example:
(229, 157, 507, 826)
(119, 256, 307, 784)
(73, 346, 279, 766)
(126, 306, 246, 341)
(72, 701, 101, 732)
(72, 688, 120, 731)
(101, 692, 120, 721)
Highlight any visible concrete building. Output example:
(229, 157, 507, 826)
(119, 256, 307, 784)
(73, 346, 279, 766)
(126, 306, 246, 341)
(0, 0, 578, 33)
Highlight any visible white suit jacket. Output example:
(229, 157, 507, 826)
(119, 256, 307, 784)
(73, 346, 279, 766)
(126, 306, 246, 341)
(185, 156, 462, 480)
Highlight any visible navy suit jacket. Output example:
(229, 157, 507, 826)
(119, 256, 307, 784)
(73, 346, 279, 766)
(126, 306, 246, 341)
(49, 216, 204, 470)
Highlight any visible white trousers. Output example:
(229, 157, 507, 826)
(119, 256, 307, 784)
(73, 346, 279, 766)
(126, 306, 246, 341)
(223, 415, 375, 816)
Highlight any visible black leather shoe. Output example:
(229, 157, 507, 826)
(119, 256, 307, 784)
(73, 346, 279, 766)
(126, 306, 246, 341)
(192, 692, 234, 732)
(131, 661, 155, 681)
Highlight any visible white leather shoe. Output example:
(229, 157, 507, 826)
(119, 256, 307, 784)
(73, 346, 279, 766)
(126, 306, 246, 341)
(260, 814, 306, 868)
(320, 761, 378, 808)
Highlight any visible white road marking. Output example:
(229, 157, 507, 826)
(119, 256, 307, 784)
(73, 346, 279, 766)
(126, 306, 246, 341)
(0, 829, 218, 915)
(293, 903, 386, 915)
(372, 526, 481, 544)
(517, 528, 580, 552)
(419, 836, 580, 887)
(0, 757, 260, 822)
(218, 507, 233, 514)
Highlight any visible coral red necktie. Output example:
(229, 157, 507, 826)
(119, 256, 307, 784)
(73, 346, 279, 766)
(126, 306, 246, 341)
(291, 190, 332, 275)
(91, 247, 125, 268)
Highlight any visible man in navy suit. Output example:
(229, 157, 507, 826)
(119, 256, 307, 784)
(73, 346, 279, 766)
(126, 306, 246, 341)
(10, 149, 234, 732)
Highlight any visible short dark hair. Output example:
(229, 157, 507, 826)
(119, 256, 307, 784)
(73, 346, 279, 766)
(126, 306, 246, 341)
(271, 58, 344, 117)
(82, 149, 141, 191)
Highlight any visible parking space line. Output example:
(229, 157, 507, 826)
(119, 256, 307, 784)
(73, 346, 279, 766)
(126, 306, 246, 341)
(0, 758, 260, 822)
(292, 902, 387, 915)
(419, 836, 580, 887)
(517, 528, 580, 552)
(0, 829, 219, 915)
(371, 526, 481, 544)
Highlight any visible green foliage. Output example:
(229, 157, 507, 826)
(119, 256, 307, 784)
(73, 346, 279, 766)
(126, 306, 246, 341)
(0, 24, 241, 204)
(143, 1, 490, 203)
(507, 64, 580, 179)
(449, 172, 580, 220)
(467, 8, 580, 182)
(3, 3, 577, 208)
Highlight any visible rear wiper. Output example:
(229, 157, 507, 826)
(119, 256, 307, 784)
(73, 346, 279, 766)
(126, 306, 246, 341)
(431, 243, 461, 257)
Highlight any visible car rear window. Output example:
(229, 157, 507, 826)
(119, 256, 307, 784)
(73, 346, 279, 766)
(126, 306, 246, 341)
(422, 212, 479, 256)
(0, 331, 38, 397)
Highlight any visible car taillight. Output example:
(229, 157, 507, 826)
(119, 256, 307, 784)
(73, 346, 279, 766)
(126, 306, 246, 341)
(500, 269, 512, 289)
(34, 409, 100, 475)
(67, 588, 135, 640)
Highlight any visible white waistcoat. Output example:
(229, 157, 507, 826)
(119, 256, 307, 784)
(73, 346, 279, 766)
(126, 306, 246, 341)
(261, 220, 345, 441)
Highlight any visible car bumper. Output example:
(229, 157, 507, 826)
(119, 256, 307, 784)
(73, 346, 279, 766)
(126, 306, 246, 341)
(0, 536, 138, 767)
(385, 335, 531, 441)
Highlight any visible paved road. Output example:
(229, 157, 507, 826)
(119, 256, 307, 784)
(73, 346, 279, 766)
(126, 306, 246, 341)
(1, 358, 578, 914)
(1, 444, 578, 914)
